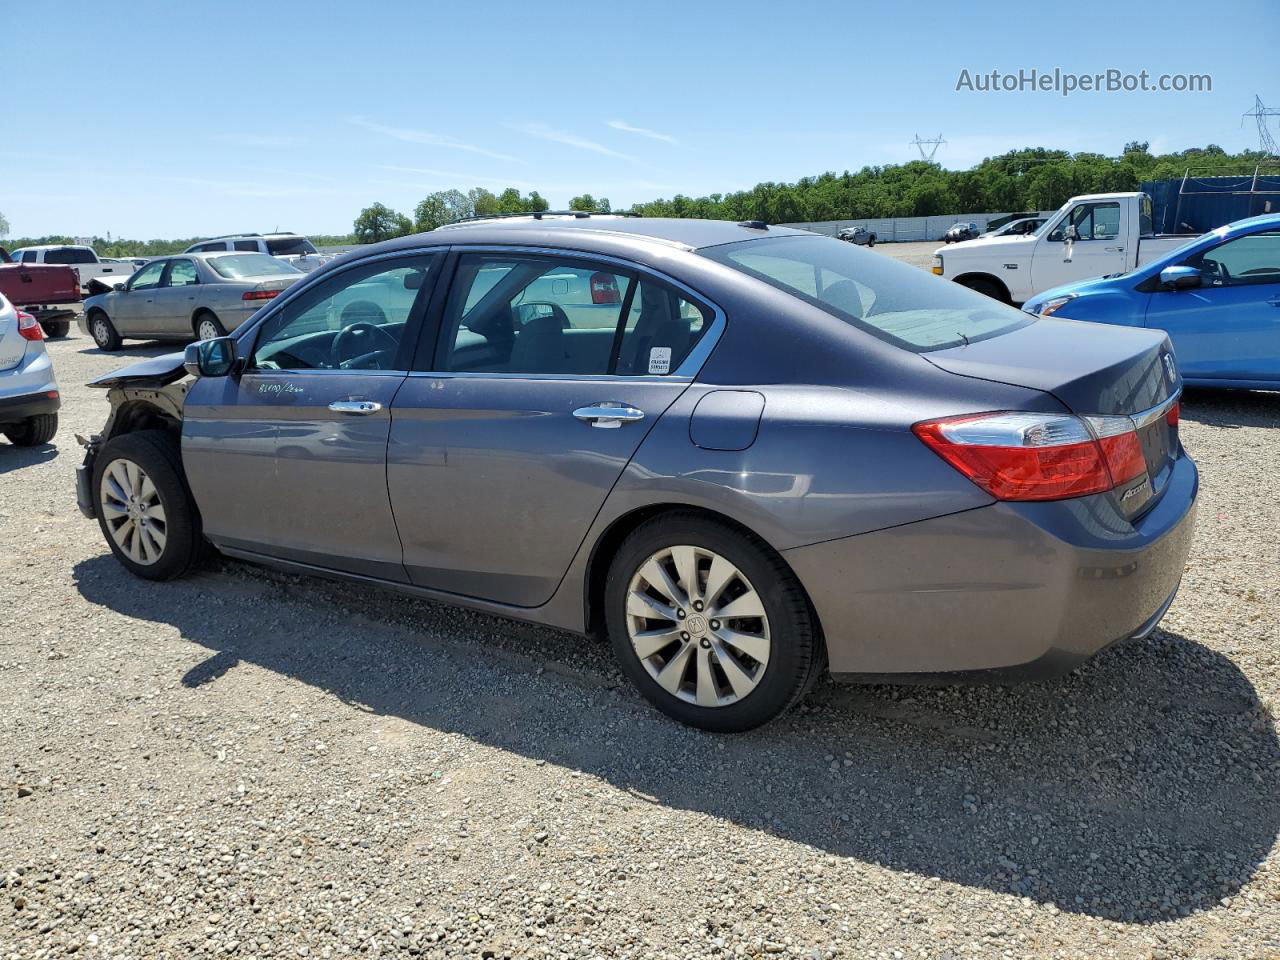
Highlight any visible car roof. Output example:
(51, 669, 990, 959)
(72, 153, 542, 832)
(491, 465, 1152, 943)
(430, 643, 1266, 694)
(12, 243, 92, 251)
(428, 216, 810, 251)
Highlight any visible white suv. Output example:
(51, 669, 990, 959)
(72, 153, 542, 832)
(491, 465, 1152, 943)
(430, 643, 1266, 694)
(0, 293, 60, 447)
(184, 233, 329, 272)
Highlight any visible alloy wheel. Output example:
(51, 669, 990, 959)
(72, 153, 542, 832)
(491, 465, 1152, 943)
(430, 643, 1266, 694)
(99, 458, 168, 565)
(625, 544, 770, 707)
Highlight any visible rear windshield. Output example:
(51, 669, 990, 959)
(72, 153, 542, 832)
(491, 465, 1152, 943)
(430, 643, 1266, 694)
(266, 237, 318, 257)
(208, 254, 300, 279)
(700, 234, 1031, 352)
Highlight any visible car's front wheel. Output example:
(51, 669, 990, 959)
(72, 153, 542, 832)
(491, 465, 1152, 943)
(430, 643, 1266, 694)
(89, 311, 121, 351)
(605, 513, 822, 732)
(93, 430, 205, 580)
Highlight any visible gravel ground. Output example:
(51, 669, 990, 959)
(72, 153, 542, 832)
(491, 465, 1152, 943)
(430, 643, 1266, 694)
(2, 325, 1278, 960)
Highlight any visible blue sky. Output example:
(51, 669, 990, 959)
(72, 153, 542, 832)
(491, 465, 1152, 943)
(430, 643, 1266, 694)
(1, 0, 1274, 239)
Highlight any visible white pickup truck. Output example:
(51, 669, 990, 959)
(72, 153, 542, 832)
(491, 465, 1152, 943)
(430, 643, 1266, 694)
(932, 192, 1196, 304)
(6, 244, 138, 295)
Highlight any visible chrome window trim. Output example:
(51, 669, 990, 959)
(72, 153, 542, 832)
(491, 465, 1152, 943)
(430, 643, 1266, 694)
(1129, 390, 1181, 429)
(429, 243, 726, 381)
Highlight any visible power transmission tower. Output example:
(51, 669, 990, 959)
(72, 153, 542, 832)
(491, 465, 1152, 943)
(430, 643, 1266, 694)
(910, 134, 946, 163)
(1242, 95, 1279, 156)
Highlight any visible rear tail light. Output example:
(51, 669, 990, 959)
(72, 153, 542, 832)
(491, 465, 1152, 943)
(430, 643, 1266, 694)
(913, 411, 1147, 501)
(16, 310, 44, 341)
(242, 289, 281, 301)
(589, 271, 620, 304)
(1165, 400, 1179, 429)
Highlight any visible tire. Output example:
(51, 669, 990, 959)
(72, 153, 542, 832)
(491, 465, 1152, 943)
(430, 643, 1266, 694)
(193, 311, 226, 341)
(41, 320, 70, 339)
(868, 236, 876, 247)
(605, 512, 822, 732)
(3, 414, 57, 446)
(89, 310, 121, 351)
(960, 276, 1010, 304)
(92, 430, 204, 581)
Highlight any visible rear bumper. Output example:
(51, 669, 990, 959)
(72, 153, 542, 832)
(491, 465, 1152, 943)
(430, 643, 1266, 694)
(784, 453, 1198, 679)
(0, 389, 60, 423)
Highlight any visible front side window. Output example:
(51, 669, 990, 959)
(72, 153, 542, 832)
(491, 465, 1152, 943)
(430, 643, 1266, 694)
(129, 260, 167, 291)
(266, 237, 318, 257)
(165, 259, 198, 287)
(250, 255, 435, 372)
(20, 251, 36, 263)
(1048, 202, 1120, 242)
(1184, 230, 1280, 287)
(437, 254, 712, 376)
(702, 234, 1029, 352)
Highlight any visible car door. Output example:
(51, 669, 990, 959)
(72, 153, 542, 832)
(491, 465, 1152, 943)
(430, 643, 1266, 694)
(183, 252, 441, 580)
(1143, 229, 1280, 381)
(1033, 201, 1124, 291)
(110, 259, 166, 334)
(144, 258, 200, 337)
(387, 250, 719, 607)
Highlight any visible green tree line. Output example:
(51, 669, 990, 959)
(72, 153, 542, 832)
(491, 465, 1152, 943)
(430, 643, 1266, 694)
(5, 143, 1270, 255)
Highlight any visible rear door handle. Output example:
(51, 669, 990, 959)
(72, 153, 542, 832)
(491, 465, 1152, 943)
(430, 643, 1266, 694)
(573, 402, 644, 428)
(328, 400, 383, 415)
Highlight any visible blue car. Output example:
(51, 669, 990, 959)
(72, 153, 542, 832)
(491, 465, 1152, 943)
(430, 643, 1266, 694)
(1023, 214, 1280, 390)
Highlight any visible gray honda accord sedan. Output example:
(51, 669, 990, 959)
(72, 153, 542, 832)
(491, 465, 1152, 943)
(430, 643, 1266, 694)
(75, 215, 1197, 731)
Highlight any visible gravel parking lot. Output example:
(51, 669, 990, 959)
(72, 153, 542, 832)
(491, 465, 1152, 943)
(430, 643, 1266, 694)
(2, 294, 1278, 958)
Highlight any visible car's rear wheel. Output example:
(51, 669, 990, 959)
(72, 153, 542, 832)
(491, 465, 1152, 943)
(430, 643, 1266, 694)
(41, 320, 70, 339)
(93, 430, 204, 580)
(89, 310, 121, 351)
(3, 414, 57, 446)
(605, 513, 822, 732)
(194, 311, 226, 341)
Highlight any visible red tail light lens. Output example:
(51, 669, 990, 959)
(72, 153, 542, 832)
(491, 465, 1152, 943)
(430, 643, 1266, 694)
(913, 411, 1148, 502)
(589, 271, 620, 305)
(242, 289, 281, 301)
(1165, 401, 1179, 429)
(16, 310, 44, 341)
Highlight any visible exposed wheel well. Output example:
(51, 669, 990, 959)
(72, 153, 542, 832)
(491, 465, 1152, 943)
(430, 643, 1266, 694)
(582, 503, 826, 653)
(953, 272, 1013, 304)
(107, 399, 181, 442)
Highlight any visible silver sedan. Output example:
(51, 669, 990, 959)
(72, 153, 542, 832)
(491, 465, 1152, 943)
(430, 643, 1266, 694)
(80, 252, 303, 351)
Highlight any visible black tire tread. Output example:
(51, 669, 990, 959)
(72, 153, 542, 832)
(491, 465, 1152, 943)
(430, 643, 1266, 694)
(3, 413, 58, 446)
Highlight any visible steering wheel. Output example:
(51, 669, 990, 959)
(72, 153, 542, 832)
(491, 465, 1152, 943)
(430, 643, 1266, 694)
(1200, 258, 1230, 284)
(330, 318, 398, 369)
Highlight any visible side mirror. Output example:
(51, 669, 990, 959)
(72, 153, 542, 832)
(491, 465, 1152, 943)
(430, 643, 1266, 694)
(1063, 224, 1079, 243)
(1160, 265, 1202, 290)
(112, 282, 126, 291)
(184, 336, 236, 378)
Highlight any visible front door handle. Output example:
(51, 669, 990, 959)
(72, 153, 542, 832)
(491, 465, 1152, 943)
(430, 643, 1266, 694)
(1267, 297, 1280, 308)
(1104, 246, 1125, 252)
(328, 400, 383, 415)
(573, 402, 644, 429)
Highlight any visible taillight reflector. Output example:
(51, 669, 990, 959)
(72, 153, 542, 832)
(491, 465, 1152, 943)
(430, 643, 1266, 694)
(16, 310, 44, 341)
(242, 289, 281, 301)
(589, 271, 620, 305)
(913, 411, 1149, 502)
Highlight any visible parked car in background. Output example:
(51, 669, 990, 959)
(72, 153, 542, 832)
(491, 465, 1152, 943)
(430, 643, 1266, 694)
(184, 233, 330, 272)
(837, 225, 877, 246)
(942, 222, 980, 243)
(0, 293, 60, 446)
(1023, 214, 1280, 390)
(6, 244, 135, 295)
(0, 246, 80, 338)
(76, 216, 1195, 732)
(980, 217, 1046, 239)
(933, 192, 1197, 303)
(101, 256, 148, 272)
(80, 252, 303, 350)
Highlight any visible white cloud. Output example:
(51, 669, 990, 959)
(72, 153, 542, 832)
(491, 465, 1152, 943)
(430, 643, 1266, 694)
(607, 119, 678, 145)
(350, 117, 520, 163)
(508, 122, 636, 161)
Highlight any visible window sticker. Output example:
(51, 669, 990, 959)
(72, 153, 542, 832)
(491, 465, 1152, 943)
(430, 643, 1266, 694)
(648, 346, 672, 375)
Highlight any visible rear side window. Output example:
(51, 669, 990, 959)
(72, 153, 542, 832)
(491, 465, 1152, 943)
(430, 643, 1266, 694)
(435, 254, 710, 376)
(21, 251, 37, 263)
(208, 254, 300, 279)
(233, 240, 259, 252)
(701, 234, 1030, 352)
(266, 237, 318, 257)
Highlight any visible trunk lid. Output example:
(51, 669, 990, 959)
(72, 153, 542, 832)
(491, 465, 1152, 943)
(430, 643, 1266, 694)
(924, 317, 1181, 515)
